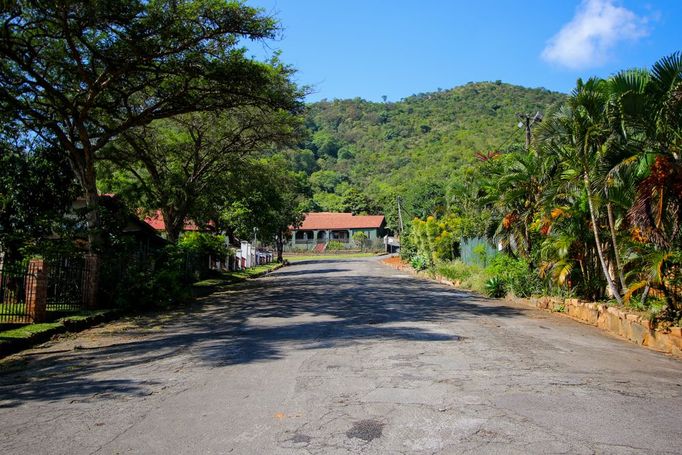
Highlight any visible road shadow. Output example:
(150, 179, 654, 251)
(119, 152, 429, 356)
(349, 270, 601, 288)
(273, 268, 350, 277)
(0, 260, 524, 407)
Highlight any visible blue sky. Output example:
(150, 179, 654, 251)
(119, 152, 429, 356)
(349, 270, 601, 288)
(246, 1, 681, 102)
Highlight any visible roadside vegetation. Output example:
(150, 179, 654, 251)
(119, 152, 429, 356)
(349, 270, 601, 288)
(399, 54, 682, 327)
(193, 262, 283, 288)
(0, 1, 308, 322)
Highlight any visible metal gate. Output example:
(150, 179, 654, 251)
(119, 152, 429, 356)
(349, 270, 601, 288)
(0, 261, 35, 324)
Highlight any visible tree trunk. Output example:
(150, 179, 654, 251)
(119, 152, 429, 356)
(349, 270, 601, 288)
(523, 220, 533, 267)
(65, 138, 102, 254)
(276, 231, 284, 262)
(83, 184, 101, 253)
(641, 283, 650, 306)
(161, 208, 181, 244)
(72, 146, 102, 308)
(584, 174, 623, 304)
(606, 200, 627, 293)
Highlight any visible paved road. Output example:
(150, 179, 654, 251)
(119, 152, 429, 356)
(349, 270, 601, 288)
(1, 257, 681, 454)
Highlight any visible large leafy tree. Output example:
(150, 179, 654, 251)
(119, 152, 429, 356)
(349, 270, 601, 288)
(0, 128, 79, 261)
(0, 0, 301, 251)
(100, 108, 302, 243)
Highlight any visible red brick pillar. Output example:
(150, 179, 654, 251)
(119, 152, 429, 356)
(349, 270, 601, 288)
(25, 258, 47, 323)
(82, 254, 100, 309)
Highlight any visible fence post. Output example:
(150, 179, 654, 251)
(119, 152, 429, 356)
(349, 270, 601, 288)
(25, 258, 47, 323)
(82, 253, 100, 309)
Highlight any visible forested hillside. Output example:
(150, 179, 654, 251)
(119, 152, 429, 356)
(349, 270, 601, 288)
(292, 82, 566, 229)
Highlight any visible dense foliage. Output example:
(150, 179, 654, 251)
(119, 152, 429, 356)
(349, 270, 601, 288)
(0, 1, 306, 312)
(401, 54, 682, 325)
(294, 82, 565, 228)
(0, 0, 303, 251)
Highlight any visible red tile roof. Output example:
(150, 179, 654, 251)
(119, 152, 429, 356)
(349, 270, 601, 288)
(295, 212, 385, 230)
(143, 210, 208, 232)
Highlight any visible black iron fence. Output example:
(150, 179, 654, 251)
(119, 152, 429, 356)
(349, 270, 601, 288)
(46, 256, 89, 314)
(0, 261, 36, 324)
(0, 257, 89, 324)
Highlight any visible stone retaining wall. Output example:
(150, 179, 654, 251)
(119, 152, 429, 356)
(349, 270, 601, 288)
(525, 296, 682, 358)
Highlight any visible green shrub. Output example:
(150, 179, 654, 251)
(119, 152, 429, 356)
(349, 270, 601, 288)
(326, 240, 345, 251)
(485, 276, 506, 298)
(399, 233, 417, 261)
(433, 259, 490, 294)
(410, 254, 428, 271)
(100, 245, 191, 311)
(485, 253, 540, 297)
(435, 260, 473, 281)
(466, 272, 490, 295)
(352, 231, 369, 250)
(178, 232, 229, 258)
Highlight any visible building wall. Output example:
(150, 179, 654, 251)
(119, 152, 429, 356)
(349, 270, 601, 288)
(286, 228, 382, 251)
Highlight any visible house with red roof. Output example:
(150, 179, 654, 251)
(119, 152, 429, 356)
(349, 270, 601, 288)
(142, 210, 214, 237)
(288, 212, 386, 250)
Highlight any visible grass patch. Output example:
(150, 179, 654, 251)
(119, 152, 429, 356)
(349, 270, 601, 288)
(193, 262, 283, 289)
(433, 260, 490, 294)
(192, 278, 225, 288)
(0, 323, 62, 341)
(0, 309, 116, 353)
(57, 309, 110, 323)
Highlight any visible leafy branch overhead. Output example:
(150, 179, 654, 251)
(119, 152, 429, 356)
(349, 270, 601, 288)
(0, 0, 304, 250)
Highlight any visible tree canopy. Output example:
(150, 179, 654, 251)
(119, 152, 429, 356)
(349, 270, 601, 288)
(0, 0, 303, 250)
(99, 107, 303, 242)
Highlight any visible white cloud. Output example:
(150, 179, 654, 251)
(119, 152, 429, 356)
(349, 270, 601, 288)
(541, 0, 649, 69)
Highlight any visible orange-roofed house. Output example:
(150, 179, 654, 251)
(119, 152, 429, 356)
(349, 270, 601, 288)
(288, 212, 386, 250)
(143, 210, 214, 238)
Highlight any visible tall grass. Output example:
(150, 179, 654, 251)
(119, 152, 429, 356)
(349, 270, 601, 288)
(433, 260, 491, 294)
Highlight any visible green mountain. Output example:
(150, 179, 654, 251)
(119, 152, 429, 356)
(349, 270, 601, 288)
(293, 82, 567, 229)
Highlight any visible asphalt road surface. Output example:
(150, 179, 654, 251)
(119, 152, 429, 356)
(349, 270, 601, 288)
(1, 257, 681, 454)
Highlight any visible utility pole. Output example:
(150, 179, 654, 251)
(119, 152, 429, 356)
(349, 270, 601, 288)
(396, 196, 404, 236)
(517, 111, 543, 150)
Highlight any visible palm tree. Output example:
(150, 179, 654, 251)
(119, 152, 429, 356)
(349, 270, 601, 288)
(537, 78, 624, 303)
(610, 53, 682, 311)
(491, 152, 544, 261)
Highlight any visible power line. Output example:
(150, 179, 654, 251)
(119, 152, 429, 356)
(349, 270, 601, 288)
(495, 126, 524, 153)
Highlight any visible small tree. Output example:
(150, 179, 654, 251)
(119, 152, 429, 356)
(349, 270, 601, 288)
(352, 231, 368, 251)
(218, 155, 306, 262)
